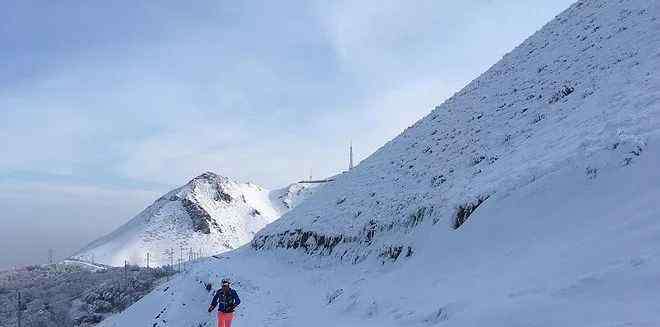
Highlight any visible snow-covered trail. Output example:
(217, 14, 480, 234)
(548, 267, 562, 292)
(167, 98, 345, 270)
(97, 248, 369, 327)
(100, 135, 660, 327)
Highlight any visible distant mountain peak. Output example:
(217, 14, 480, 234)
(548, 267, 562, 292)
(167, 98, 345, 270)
(74, 174, 320, 267)
(183, 172, 236, 203)
(188, 171, 232, 185)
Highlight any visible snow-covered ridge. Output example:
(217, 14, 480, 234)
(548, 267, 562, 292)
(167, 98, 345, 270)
(74, 172, 319, 267)
(252, 0, 660, 263)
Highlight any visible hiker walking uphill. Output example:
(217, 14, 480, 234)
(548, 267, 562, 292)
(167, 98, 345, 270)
(208, 278, 241, 327)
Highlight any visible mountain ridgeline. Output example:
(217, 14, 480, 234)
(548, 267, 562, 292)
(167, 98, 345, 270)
(74, 172, 318, 267)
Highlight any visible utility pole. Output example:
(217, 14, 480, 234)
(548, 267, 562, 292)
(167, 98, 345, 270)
(163, 248, 173, 281)
(179, 246, 184, 272)
(48, 248, 54, 265)
(124, 260, 128, 287)
(16, 291, 22, 327)
(146, 252, 150, 268)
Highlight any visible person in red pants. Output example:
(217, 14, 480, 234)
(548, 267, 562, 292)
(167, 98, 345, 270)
(208, 278, 241, 327)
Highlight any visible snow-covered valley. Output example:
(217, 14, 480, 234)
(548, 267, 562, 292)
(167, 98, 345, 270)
(96, 0, 660, 326)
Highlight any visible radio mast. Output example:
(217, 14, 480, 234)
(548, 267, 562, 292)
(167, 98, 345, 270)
(349, 141, 354, 170)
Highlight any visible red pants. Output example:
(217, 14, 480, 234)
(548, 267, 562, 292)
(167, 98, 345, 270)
(217, 312, 234, 327)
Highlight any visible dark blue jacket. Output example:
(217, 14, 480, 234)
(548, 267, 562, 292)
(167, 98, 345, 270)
(210, 288, 241, 313)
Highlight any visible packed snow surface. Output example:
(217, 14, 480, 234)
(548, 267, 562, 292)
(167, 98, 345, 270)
(100, 0, 659, 326)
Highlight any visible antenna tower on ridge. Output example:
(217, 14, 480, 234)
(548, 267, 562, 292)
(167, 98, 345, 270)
(349, 141, 354, 170)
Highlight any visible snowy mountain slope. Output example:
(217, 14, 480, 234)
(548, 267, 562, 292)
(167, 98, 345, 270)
(252, 0, 660, 263)
(98, 0, 660, 326)
(99, 141, 660, 326)
(270, 182, 322, 211)
(74, 172, 318, 267)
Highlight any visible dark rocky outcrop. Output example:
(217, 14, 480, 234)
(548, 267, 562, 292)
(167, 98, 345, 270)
(452, 195, 490, 230)
(181, 199, 214, 234)
(252, 207, 432, 264)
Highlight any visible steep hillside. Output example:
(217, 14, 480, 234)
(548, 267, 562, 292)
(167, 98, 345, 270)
(252, 0, 659, 263)
(74, 172, 317, 267)
(98, 1, 660, 326)
(100, 142, 660, 326)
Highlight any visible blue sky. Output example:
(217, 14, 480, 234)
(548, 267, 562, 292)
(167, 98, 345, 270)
(0, 0, 574, 268)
